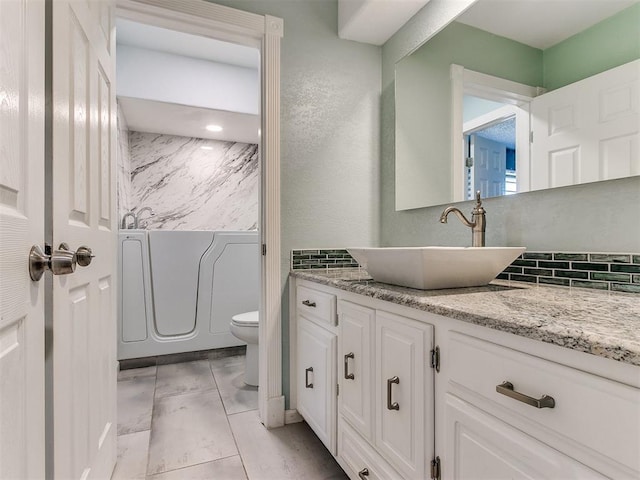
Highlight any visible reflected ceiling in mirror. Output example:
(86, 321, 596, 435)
(395, 0, 640, 211)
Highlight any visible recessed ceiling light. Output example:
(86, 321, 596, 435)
(201, 146, 213, 150)
(206, 124, 223, 132)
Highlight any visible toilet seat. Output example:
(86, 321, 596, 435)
(231, 310, 258, 327)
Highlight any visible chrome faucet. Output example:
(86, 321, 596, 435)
(121, 211, 137, 230)
(439, 191, 486, 247)
(136, 207, 155, 229)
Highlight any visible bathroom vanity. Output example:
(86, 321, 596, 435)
(290, 269, 640, 480)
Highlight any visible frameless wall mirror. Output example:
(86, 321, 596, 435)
(395, 0, 640, 211)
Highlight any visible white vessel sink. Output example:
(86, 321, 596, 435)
(346, 246, 526, 290)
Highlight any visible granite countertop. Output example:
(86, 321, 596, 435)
(291, 268, 640, 367)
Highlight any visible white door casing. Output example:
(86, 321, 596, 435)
(451, 64, 538, 201)
(0, 0, 45, 478)
(115, 0, 284, 427)
(51, 1, 118, 478)
(530, 59, 639, 191)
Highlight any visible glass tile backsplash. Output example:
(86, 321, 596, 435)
(291, 249, 640, 293)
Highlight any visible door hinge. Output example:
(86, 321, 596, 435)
(262, 243, 266, 256)
(465, 156, 473, 168)
(529, 131, 534, 143)
(337, 384, 339, 396)
(430, 346, 440, 372)
(431, 456, 441, 480)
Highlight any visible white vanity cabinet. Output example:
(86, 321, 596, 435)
(337, 300, 434, 480)
(295, 284, 338, 455)
(444, 330, 640, 479)
(292, 277, 640, 480)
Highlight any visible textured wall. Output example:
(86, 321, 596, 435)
(381, 0, 640, 253)
(127, 131, 259, 231)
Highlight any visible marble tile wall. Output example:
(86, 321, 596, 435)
(120, 129, 259, 231)
(117, 104, 134, 222)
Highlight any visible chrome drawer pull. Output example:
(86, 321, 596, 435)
(358, 468, 369, 479)
(305, 367, 314, 388)
(496, 381, 555, 409)
(387, 376, 400, 410)
(344, 352, 355, 380)
(302, 300, 316, 307)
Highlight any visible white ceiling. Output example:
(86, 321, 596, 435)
(116, 18, 259, 69)
(338, 0, 431, 45)
(457, 0, 638, 49)
(116, 18, 260, 144)
(119, 97, 260, 145)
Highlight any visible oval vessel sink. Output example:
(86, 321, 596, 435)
(346, 246, 526, 290)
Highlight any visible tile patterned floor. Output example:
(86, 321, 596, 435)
(113, 353, 347, 480)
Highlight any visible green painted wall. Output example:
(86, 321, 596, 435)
(396, 21, 542, 209)
(543, 3, 640, 91)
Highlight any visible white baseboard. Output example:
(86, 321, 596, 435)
(284, 409, 303, 424)
(262, 395, 285, 429)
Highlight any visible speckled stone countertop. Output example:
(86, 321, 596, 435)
(291, 268, 640, 367)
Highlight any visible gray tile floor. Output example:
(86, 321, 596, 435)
(113, 353, 347, 480)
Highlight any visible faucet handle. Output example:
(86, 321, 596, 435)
(475, 190, 482, 206)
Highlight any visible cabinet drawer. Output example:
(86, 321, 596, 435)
(297, 285, 337, 326)
(338, 419, 402, 480)
(448, 331, 640, 474)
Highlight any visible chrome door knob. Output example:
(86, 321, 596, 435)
(29, 243, 94, 281)
(50, 249, 76, 275)
(76, 246, 94, 267)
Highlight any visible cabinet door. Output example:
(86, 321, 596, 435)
(338, 300, 374, 440)
(445, 394, 606, 479)
(297, 316, 337, 454)
(375, 310, 433, 479)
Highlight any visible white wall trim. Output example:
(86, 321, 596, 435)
(451, 64, 539, 201)
(285, 409, 304, 424)
(116, 0, 284, 429)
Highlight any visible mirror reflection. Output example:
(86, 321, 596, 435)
(395, 0, 640, 211)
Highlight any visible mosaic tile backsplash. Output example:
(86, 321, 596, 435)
(291, 249, 640, 293)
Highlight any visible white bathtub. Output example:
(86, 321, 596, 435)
(118, 230, 259, 360)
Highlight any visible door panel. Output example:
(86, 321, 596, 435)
(0, 0, 45, 478)
(52, 0, 117, 478)
(531, 60, 639, 190)
(375, 310, 433, 480)
(338, 300, 374, 440)
(472, 135, 506, 198)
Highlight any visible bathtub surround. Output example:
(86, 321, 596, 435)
(126, 131, 258, 231)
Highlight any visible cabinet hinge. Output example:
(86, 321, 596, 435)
(430, 346, 440, 372)
(262, 243, 266, 256)
(430, 456, 441, 480)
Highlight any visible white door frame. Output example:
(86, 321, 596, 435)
(116, 0, 284, 428)
(451, 64, 541, 201)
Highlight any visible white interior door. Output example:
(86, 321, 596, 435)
(530, 59, 639, 190)
(0, 0, 45, 478)
(471, 134, 506, 198)
(52, 0, 117, 478)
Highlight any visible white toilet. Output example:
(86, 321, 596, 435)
(230, 310, 259, 386)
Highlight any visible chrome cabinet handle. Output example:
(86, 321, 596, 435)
(386, 376, 400, 411)
(496, 381, 555, 409)
(358, 467, 369, 479)
(305, 367, 314, 388)
(302, 300, 316, 307)
(344, 352, 355, 380)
